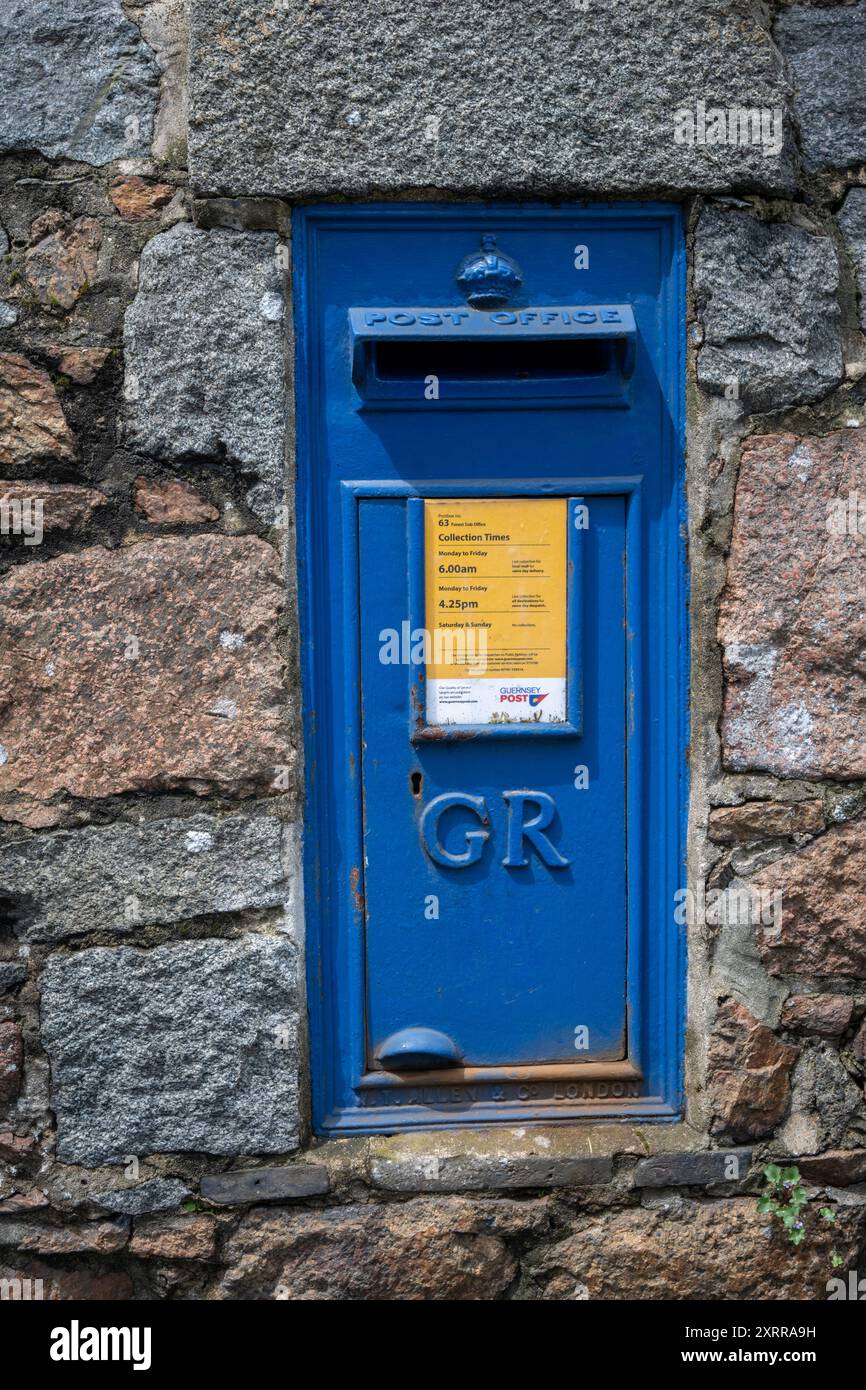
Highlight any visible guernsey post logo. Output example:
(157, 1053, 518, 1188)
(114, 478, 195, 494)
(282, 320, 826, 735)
(499, 685, 548, 706)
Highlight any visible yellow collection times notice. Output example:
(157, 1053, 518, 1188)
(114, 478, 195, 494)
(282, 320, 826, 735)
(424, 497, 567, 725)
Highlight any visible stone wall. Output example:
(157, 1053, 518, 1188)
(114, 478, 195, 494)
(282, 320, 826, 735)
(0, 0, 865, 1300)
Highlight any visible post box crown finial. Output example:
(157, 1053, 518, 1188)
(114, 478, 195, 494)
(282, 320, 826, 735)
(456, 234, 523, 308)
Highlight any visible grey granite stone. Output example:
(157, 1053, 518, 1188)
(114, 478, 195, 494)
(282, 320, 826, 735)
(0, 0, 160, 164)
(0, 813, 287, 944)
(839, 187, 866, 333)
(784, 1044, 866, 1155)
(371, 1152, 613, 1192)
(124, 224, 286, 521)
(92, 1177, 192, 1216)
(633, 1149, 752, 1188)
(811, 1045, 866, 1151)
(41, 935, 300, 1163)
(0, 234, 15, 330)
(188, 0, 795, 199)
(777, 3, 866, 173)
(0, 963, 27, 994)
(201, 1165, 329, 1205)
(695, 207, 843, 413)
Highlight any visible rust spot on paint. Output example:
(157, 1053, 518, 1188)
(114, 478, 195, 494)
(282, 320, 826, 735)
(421, 721, 446, 739)
(349, 865, 364, 915)
(420, 724, 478, 742)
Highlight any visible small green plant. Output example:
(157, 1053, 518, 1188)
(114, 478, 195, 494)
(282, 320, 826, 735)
(758, 1164, 809, 1244)
(757, 1164, 839, 1259)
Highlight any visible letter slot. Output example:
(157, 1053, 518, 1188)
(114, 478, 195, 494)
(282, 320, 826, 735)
(350, 300, 636, 403)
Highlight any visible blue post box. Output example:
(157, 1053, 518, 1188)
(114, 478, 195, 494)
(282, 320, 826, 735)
(294, 204, 687, 1133)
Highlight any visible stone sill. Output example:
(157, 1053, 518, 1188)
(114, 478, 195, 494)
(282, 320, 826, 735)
(311, 1121, 720, 1194)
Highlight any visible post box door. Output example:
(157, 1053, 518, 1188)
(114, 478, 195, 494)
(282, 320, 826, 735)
(360, 494, 627, 1069)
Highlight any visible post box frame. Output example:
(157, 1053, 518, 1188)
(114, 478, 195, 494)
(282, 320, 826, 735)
(293, 202, 687, 1134)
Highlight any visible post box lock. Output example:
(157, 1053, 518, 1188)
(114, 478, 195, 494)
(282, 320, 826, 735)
(295, 203, 686, 1132)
